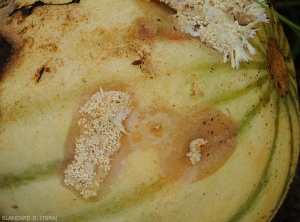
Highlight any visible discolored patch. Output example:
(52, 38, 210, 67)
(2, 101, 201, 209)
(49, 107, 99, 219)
(266, 38, 289, 97)
(130, 17, 189, 41)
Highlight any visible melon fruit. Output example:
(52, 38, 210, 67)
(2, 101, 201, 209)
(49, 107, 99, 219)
(0, 0, 299, 221)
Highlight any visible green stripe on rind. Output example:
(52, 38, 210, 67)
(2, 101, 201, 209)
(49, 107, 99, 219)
(0, 156, 165, 221)
(60, 178, 166, 222)
(288, 75, 300, 117)
(0, 159, 61, 189)
(289, 71, 299, 93)
(227, 91, 280, 222)
(267, 96, 299, 221)
(287, 86, 300, 118)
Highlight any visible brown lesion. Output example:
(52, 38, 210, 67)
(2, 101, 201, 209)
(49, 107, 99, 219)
(266, 38, 289, 97)
(123, 104, 238, 183)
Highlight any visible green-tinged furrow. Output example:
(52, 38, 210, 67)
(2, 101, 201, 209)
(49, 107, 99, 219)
(288, 75, 300, 117)
(267, 96, 299, 221)
(254, 32, 268, 55)
(237, 81, 273, 132)
(0, 159, 61, 189)
(227, 91, 280, 222)
(61, 178, 168, 222)
(209, 73, 269, 107)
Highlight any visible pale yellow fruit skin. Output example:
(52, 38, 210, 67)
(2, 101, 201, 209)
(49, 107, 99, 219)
(0, 0, 299, 222)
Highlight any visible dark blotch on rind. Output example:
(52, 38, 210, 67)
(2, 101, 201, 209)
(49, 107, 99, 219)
(0, 35, 12, 79)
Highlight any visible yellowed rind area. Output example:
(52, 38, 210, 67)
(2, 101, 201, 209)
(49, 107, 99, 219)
(0, 1, 299, 221)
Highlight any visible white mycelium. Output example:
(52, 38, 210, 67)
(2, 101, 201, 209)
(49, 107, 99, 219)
(64, 88, 132, 198)
(186, 138, 208, 164)
(159, 0, 269, 68)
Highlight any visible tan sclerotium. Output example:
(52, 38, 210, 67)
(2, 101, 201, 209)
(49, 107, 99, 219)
(64, 88, 132, 198)
(186, 138, 208, 164)
(159, 0, 269, 68)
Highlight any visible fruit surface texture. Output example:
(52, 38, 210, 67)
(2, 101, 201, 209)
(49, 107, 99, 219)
(0, 0, 299, 221)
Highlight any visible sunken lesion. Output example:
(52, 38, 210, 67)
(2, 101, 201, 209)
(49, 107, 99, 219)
(266, 38, 289, 97)
(160, 107, 238, 182)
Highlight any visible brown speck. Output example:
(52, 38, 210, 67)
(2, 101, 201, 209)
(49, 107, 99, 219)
(190, 89, 196, 97)
(44, 66, 50, 72)
(132, 59, 143, 65)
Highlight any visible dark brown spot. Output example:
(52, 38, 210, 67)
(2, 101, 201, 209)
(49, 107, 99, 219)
(266, 38, 289, 97)
(132, 59, 143, 66)
(35, 66, 50, 83)
(36, 66, 44, 82)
